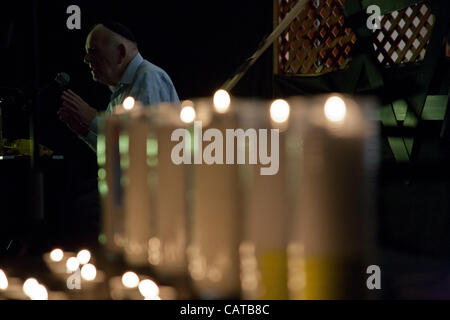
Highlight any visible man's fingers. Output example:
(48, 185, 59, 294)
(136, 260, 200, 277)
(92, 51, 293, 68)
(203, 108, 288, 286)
(65, 90, 85, 104)
(59, 112, 84, 134)
(58, 112, 71, 124)
(58, 102, 87, 135)
(62, 91, 80, 106)
(62, 91, 84, 106)
(61, 100, 79, 114)
(59, 106, 82, 124)
(63, 90, 80, 102)
(61, 100, 74, 109)
(61, 97, 78, 111)
(58, 109, 72, 122)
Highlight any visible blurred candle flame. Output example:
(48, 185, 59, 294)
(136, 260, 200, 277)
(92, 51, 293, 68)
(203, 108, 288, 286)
(123, 97, 135, 110)
(50, 248, 64, 262)
(270, 99, 290, 123)
(76, 249, 91, 265)
(122, 271, 139, 288)
(66, 257, 80, 272)
(0, 269, 8, 290)
(23, 278, 48, 300)
(324, 96, 346, 122)
(80, 264, 97, 281)
(180, 105, 196, 123)
(138, 279, 160, 299)
(213, 89, 231, 113)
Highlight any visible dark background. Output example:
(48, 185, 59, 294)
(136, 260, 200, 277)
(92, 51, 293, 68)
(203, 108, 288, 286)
(1, 0, 274, 149)
(0, 0, 449, 261)
(0, 1, 450, 299)
(0, 0, 274, 250)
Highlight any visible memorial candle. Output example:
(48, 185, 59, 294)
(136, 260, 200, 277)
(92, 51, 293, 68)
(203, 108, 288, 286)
(187, 94, 241, 299)
(150, 105, 188, 279)
(123, 105, 154, 267)
(288, 95, 378, 299)
(240, 99, 290, 300)
(99, 111, 126, 255)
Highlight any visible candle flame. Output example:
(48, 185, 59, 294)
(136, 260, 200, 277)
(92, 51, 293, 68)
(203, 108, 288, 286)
(213, 90, 231, 113)
(50, 248, 64, 262)
(324, 96, 346, 122)
(270, 99, 290, 123)
(81, 264, 97, 281)
(0, 269, 8, 290)
(123, 97, 135, 110)
(76, 249, 91, 265)
(180, 105, 196, 123)
(138, 279, 159, 299)
(66, 257, 80, 272)
(122, 271, 139, 288)
(23, 278, 47, 300)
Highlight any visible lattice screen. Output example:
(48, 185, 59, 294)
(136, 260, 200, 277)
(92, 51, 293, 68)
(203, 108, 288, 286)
(372, 2, 435, 66)
(276, 0, 356, 75)
(275, 0, 436, 76)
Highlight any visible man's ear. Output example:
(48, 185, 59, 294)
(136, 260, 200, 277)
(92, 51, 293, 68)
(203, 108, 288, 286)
(118, 43, 126, 64)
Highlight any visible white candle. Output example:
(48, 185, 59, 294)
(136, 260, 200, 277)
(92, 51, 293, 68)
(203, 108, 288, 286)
(151, 105, 188, 279)
(43, 250, 77, 276)
(287, 95, 378, 299)
(76, 249, 92, 265)
(109, 272, 155, 300)
(239, 100, 290, 300)
(123, 108, 154, 267)
(0, 269, 8, 291)
(100, 113, 126, 255)
(188, 100, 241, 299)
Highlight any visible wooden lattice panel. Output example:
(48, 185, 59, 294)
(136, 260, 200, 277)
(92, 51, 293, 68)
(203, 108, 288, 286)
(372, 2, 435, 66)
(276, 0, 357, 76)
(276, 0, 437, 76)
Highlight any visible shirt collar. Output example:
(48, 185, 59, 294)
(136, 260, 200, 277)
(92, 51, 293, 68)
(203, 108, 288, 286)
(109, 52, 143, 92)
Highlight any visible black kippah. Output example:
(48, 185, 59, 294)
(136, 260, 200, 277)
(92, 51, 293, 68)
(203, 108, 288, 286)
(100, 21, 137, 44)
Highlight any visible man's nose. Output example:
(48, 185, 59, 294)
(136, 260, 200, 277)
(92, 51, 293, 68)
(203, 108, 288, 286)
(84, 54, 90, 65)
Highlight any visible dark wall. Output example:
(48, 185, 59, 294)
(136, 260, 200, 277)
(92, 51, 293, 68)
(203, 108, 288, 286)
(0, 1, 274, 248)
(1, 0, 274, 152)
(1, 1, 273, 98)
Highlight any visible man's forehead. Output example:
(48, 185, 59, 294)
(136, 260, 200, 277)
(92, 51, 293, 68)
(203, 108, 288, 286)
(85, 34, 92, 49)
(85, 33, 103, 52)
(85, 25, 105, 49)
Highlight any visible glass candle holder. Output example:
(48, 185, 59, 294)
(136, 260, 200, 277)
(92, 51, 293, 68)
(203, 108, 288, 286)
(286, 95, 379, 300)
(100, 103, 189, 273)
(237, 99, 290, 300)
(185, 98, 242, 299)
(121, 106, 155, 267)
(146, 104, 188, 280)
(98, 112, 126, 257)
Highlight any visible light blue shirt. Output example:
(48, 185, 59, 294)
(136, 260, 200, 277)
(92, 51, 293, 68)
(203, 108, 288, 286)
(81, 52, 180, 151)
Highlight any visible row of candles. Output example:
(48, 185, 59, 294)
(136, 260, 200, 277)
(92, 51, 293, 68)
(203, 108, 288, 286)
(98, 90, 378, 299)
(0, 248, 169, 300)
(0, 92, 377, 300)
(0, 269, 49, 300)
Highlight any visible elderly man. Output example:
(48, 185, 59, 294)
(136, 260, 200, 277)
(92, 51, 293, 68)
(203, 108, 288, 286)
(58, 22, 179, 152)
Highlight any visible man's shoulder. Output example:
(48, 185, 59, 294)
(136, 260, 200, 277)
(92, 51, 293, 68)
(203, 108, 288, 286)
(136, 59, 171, 80)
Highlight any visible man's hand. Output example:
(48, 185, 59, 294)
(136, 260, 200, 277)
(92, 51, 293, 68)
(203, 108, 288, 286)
(58, 90, 97, 136)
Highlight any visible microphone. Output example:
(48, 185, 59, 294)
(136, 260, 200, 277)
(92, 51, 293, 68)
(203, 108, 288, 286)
(38, 72, 70, 95)
(55, 72, 70, 88)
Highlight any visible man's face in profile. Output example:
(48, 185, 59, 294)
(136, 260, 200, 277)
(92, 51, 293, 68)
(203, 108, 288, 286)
(83, 28, 118, 86)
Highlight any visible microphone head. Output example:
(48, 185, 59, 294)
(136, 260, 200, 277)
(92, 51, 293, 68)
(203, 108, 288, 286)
(55, 72, 70, 87)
